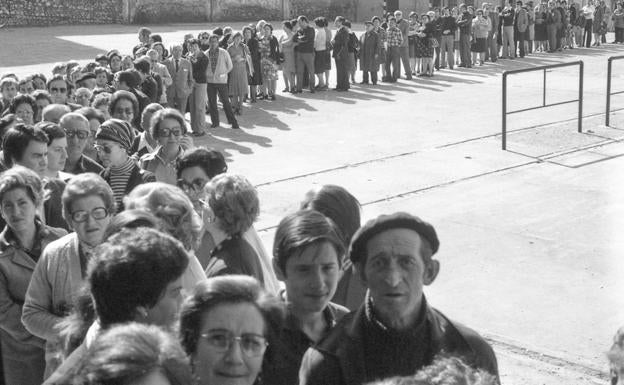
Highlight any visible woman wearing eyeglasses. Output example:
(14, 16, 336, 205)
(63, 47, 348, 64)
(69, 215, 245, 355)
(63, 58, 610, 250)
(179, 275, 283, 385)
(139, 108, 190, 185)
(0, 166, 67, 385)
(22, 173, 114, 378)
(95, 119, 155, 212)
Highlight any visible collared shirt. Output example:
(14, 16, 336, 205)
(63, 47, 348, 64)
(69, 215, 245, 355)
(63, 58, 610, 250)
(208, 48, 219, 73)
(65, 154, 104, 175)
(1, 219, 49, 262)
(386, 26, 403, 47)
(139, 146, 183, 185)
(262, 292, 347, 385)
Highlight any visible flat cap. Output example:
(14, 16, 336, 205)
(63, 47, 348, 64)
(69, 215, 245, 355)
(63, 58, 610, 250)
(349, 212, 440, 264)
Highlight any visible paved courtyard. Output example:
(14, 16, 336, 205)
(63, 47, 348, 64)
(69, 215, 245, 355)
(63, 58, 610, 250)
(2, 23, 624, 384)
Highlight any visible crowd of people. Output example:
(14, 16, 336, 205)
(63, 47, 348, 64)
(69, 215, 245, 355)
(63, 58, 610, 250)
(0, 4, 623, 385)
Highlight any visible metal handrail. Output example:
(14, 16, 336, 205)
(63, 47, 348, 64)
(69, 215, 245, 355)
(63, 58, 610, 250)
(502, 61, 584, 150)
(605, 55, 624, 127)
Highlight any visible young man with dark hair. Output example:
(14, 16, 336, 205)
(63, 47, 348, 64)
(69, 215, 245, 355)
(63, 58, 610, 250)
(133, 57, 159, 103)
(46, 76, 80, 110)
(44, 227, 189, 384)
(263, 209, 348, 385)
(294, 15, 317, 93)
(2, 123, 68, 230)
(187, 38, 209, 136)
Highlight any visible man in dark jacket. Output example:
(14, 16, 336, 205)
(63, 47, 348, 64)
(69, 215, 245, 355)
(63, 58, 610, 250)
(332, 16, 351, 91)
(294, 16, 316, 93)
(457, 4, 475, 67)
(299, 212, 499, 385)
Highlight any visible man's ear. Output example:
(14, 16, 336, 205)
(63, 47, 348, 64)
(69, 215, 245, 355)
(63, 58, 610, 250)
(423, 260, 440, 286)
(273, 258, 286, 282)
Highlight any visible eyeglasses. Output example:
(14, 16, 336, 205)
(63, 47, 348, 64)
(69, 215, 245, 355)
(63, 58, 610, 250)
(94, 144, 116, 154)
(157, 127, 183, 138)
(200, 332, 268, 357)
(65, 130, 90, 140)
(71, 207, 109, 223)
(177, 178, 207, 192)
(50, 87, 67, 93)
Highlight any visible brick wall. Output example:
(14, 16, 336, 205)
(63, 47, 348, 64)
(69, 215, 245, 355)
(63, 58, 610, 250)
(0, 0, 123, 26)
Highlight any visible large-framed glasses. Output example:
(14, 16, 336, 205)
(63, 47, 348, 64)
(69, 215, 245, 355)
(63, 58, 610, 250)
(200, 331, 268, 357)
(71, 207, 109, 223)
(177, 178, 207, 192)
(94, 144, 117, 154)
(158, 127, 183, 138)
(65, 130, 90, 140)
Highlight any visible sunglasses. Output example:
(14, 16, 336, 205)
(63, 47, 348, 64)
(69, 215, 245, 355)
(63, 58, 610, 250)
(50, 87, 67, 93)
(65, 130, 90, 140)
(158, 127, 183, 138)
(94, 144, 117, 154)
(71, 207, 109, 223)
(177, 178, 207, 191)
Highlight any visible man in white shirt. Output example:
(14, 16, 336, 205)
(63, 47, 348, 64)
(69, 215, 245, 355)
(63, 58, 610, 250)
(582, 0, 595, 47)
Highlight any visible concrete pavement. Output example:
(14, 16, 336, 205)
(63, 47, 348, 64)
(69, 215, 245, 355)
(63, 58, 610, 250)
(2, 24, 624, 384)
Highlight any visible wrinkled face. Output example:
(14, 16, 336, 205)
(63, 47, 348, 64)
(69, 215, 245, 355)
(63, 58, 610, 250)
(280, 241, 341, 315)
(16, 140, 48, 177)
(1, 188, 37, 234)
(63, 117, 90, 158)
(69, 195, 111, 247)
(361, 229, 430, 329)
(2, 83, 17, 101)
(95, 139, 127, 168)
(193, 303, 266, 385)
(155, 117, 182, 152)
(48, 79, 68, 104)
(47, 137, 68, 174)
(19, 81, 34, 95)
(145, 276, 184, 329)
(15, 102, 34, 125)
(112, 98, 134, 124)
(172, 46, 183, 59)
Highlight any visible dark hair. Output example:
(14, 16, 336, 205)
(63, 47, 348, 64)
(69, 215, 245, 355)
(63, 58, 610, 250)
(176, 147, 227, 179)
(188, 38, 200, 46)
(151, 33, 162, 42)
(134, 57, 151, 74)
(282, 20, 293, 30)
(344, 20, 352, 28)
(273, 210, 346, 274)
(68, 323, 193, 385)
(179, 275, 284, 355)
(298, 15, 308, 23)
(35, 121, 66, 145)
(103, 209, 162, 240)
(372, 15, 382, 22)
(2, 123, 48, 167)
(8, 94, 37, 116)
(264, 23, 274, 32)
(314, 16, 325, 27)
(0, 114, 16, 140)
(116, 70, 140, 89)
(31, 73, 47, 87)
(46, 75, 70, 91)
(88, 227, 189, 327)
(109, 90, 139, 118)
(150, 108, 187, 138)
(76, 106, 106, 124)
(138, 27, 152, 36)
(336, 16, 347, 24)
(32, 89, 52, 103)
(300, 185, 361, 246)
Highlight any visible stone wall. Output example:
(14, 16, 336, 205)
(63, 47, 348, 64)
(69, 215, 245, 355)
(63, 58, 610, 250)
(0, 0, 382, 26)
(0, 0, 123, 26)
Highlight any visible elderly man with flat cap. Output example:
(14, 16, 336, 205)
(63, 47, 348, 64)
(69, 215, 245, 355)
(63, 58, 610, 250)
(299, 212, 499, 385)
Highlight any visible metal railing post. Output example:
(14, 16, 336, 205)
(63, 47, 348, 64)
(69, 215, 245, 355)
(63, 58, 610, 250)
(578, 61, 583, 133)
(502, 72, 507, 150)
(543, 68, 547, 107)
(606, 57, 612, 127)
